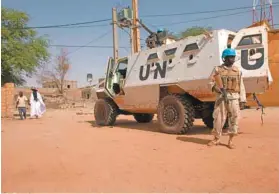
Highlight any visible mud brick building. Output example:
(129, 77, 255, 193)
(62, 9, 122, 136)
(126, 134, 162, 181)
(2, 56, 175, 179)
(42, 80, 77, 89)
(1, 83, 15, 118)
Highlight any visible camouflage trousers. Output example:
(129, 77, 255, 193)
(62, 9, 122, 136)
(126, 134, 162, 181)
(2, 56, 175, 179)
(212, 98, 240, 138)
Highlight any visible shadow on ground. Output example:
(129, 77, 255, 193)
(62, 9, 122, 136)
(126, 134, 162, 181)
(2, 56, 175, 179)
(85, 119, 212, 135)
(176, 136, 210, 145)
(176, 136, 228, 147)
(85, 120, 102, 128)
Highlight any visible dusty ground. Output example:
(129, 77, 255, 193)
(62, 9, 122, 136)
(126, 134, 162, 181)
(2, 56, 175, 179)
(2, 107, 279, 193)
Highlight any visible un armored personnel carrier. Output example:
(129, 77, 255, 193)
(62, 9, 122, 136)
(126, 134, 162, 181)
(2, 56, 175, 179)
(92, 25, 272, 134)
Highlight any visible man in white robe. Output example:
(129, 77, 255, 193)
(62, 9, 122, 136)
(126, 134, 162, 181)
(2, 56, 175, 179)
(30, 87, 46, 118)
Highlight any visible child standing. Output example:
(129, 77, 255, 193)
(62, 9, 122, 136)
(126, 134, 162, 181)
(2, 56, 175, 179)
(16, 91, 28, 120)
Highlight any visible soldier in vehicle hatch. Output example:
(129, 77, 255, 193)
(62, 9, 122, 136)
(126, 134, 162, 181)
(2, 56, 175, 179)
(207, 46, 247, 149)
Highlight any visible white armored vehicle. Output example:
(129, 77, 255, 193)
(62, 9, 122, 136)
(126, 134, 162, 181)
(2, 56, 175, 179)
(92, 25, 272, 134)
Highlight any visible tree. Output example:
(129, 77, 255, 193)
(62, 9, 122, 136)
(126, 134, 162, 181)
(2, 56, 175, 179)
(177, 26, 212, 39)
(1, 7, 50, 86)
(40, 49, 70, 95)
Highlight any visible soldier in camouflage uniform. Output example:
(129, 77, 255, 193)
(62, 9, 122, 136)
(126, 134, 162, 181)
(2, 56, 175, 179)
(208, 46, 246, 149)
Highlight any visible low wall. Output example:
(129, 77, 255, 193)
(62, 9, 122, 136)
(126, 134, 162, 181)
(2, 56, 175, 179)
(1, 83, 15, 118)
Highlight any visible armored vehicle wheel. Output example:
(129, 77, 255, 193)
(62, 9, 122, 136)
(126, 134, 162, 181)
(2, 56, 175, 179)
(203, 116, 229, 129)
(202, 115, 214, 129)
(94, 98, 118, 126)
(157, 94, 194, 134)
(133, 113, 154, 123)
(202, 109, 229, 129)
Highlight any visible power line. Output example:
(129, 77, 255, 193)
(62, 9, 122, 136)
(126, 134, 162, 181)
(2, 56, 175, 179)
(49, 44, 129, 48)
(141, 2, 279, 18)
(156, 5, 279, 27)
(120, 28, 131, 37)
(141, 20, 159, 31)
(119, 28, 145, 52)
(17, 18, 111, 29)
(119, 29, 130, 54)
(121, 27, 145, 41)
(51, 24, 110, 29)
(9, 2, 278, 30)
(66, 30, 112, 56)
(160, 10, 249, 26)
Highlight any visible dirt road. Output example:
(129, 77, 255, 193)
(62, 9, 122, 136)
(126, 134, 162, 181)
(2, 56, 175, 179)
(2, 107, 279, 192)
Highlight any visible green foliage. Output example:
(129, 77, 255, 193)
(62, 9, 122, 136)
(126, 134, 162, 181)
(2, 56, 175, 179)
(1, 7, 50, 86)
(177, 26, 212, 39)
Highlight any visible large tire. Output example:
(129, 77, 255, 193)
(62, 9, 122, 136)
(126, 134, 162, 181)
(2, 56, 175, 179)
(157, 94, 194, 134)
(133, 113, 154, 123)
(202, 104, 215, 129)
(203, 115, 229, 129)
(94, 98, 118, 126)
(202, 105, 229, 129)
(202, 115, 214, 129)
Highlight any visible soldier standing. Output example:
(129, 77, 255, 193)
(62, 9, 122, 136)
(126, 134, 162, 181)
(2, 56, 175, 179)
(208, 46, 246, 149)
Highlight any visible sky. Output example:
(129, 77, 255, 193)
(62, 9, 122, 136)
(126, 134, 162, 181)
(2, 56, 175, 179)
(2, 0, 279, 88)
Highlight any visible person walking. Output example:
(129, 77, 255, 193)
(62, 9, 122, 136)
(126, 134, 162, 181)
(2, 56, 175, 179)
(30, 87, 46, 119)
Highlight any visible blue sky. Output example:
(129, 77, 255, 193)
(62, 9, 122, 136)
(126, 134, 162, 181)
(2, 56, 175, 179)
(2, 0, 279, 87)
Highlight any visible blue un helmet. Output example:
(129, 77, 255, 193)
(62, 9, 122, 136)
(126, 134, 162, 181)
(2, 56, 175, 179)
(221, 45, 236, 59)
(157, 28, 164, 33)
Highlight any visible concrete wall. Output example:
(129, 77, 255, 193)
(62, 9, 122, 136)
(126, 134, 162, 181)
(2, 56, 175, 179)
(1, 83, 15, 118)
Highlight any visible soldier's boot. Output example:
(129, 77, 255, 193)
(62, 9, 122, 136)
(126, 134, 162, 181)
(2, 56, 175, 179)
(207, 136, 220, 147)
(228, 134, 235, 149)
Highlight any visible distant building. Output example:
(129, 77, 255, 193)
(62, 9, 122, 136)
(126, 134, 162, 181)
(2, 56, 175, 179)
(81, 86, 93, 99)
(42, 80, 77, 89)
(80, 78, 105, 100)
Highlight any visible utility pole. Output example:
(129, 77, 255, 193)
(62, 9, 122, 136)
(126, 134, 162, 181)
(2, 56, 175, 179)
(132, 0, 141, 53)
(112, 7, 119, 63)
(130, 27, 134, 54)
